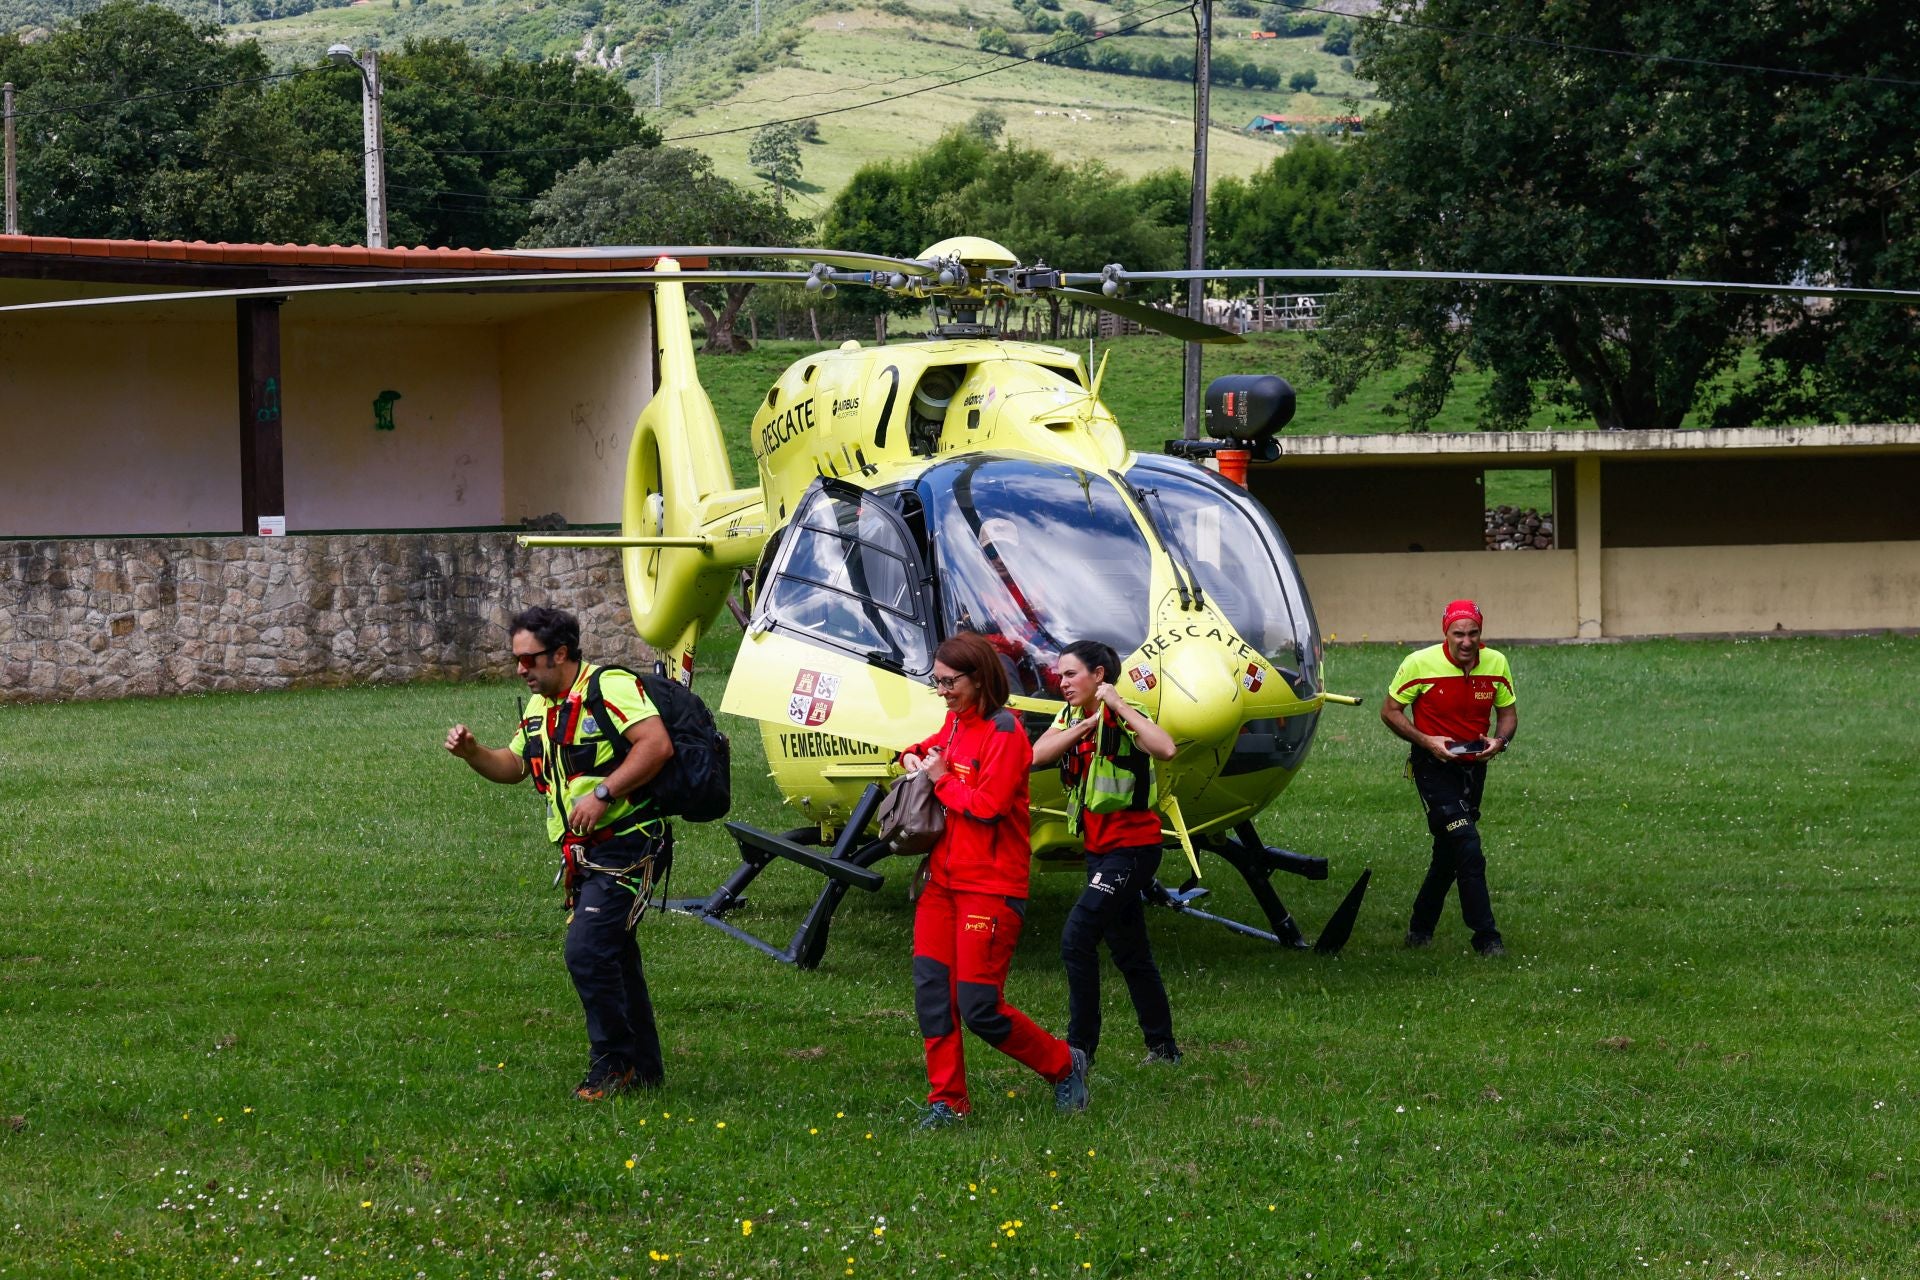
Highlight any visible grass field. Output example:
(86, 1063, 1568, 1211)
(667, 4, 1373, 205)
(3, 629, 1916, 1276)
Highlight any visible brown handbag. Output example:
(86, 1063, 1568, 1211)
(875, 768, 946, 856)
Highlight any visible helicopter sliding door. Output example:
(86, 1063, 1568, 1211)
(918, 456, 1154, 698)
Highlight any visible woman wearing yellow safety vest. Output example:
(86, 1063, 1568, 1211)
(1033, 640, 1182, 1068)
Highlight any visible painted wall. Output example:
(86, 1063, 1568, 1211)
(0, 313, 236, 536)
(1601, 542, 1920, 635)
(1299, 542, 1920, 642)
(500, 294, 653, 527)
(1297, 550, 1581, 643)
(282, 321, 506, 531)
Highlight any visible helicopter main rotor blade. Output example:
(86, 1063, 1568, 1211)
(498, 245, 941, 276)
(1070, 267, 1920, 306)
(1051, 288, 1245, 345)
(0, 268, 816, 315)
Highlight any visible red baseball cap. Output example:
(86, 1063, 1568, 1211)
(1442, 599, 1484, 631)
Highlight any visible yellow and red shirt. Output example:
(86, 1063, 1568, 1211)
(507, 663, 660, 844)
(1387, 643, 1516, 744)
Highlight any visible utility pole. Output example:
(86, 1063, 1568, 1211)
(653, 52, 664, 108)
(329, 45, 387, 249)
(1182, 0, 1212, 439)
(754, 0, 761, 37)
(3, 82, 16, 237)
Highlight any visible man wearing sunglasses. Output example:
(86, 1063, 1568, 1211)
(444, 606, 676, 1099)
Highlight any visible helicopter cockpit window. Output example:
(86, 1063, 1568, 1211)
(1125, 455, 1321, 699)
(757, 483, 932, 675)
(920, 458, 1153, 698)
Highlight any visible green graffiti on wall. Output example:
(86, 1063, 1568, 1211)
(373, 390, 402, 431)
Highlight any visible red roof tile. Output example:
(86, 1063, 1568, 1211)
(0, 235, 706, 274)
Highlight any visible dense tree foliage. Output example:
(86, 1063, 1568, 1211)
(1208, 134, 1357, 271)
(0, 2, 653, 246)
(1314, 0, 1920, 431)
(819, 131, 1192, 319)
(522, 145, 810, 352)
(0, 1, 353, 242)
(273, 36, 657, 248)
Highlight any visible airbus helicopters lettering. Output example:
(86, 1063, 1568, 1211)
(16, 236, 1916, 967)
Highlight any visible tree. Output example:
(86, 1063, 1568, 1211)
(821, 132, 1188, 327)
(1312, 0, 1920, 431)
(965, 107, 1008, 142)
(748, 123, 803, 210)
(0, 0, 335, 241)
(1288, 68, 1318, 93)
(523, 146, 811, 353)
(1209, 133, 1357, 271)
(274, 37, 653, 249)
(0, 9, 653, 247)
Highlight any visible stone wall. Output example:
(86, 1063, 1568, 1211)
(1, 534, 659, 704)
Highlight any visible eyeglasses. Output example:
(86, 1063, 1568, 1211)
(512, 647, 554, 669)
(931, 672, 971, 691)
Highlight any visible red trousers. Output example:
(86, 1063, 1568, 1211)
(912, 881, 1072, 1112)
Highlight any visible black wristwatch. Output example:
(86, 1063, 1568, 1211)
(593, 783, 614, 803)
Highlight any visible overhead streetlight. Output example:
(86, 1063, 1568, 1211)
(329, 43, 388, 250)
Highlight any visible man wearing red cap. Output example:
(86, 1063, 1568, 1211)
(1379, 599, 1517, 956)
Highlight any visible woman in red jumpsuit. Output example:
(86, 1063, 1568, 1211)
(900, 632, 1090, 1129)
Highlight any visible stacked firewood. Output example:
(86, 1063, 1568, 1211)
(1485, 506, 1555, 550)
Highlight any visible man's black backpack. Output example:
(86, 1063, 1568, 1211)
(584, 665, 732, 823)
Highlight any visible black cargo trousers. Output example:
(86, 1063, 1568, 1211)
(563, 829, 672, 1085)
(1407, 752, 1503, 951)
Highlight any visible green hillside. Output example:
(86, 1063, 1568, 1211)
(667, 2, 1379, 204)
(7, 0, 1378, 208)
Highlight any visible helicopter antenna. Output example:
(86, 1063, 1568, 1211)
(1088, 348, 1113, 406)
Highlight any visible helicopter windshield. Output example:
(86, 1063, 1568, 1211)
(919, 457, 1153, 697)
(756, 482, 933, 675)
(1124, 455, 1321, 698)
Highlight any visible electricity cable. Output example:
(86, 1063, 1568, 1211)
(6, 65, 329, 122)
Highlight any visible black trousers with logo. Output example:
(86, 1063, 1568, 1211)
(563, 847, 667, 1084)
(1060, 844, 1176, 1062)
(1408, 752, 1502, 949)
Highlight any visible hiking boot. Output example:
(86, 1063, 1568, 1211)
(914, 1102, 965, 1131)
(1054, 1046, 1091, 1114)
(1476, 939, 1507, 958)
(1404, 930, 1433, 950)
(573, 1060, 636, 1101)
(1141, 1043, 1183, 1067)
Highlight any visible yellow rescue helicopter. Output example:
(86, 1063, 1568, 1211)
(17, 240, 1916, 968)
(514, 235, 1373, 966)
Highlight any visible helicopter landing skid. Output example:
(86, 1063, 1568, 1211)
(1157, 821, 1371, 954)
(665, 784, 894, 969)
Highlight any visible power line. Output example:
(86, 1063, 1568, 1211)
(387, 181, 543, 206)
(1270, 0, 1920, 92)
(665, 0, 1201, 143)
(382, 72, 647, 116)
(7, 66, 328, 123)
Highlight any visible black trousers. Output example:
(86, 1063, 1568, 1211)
(563, 860, 665, 1084)
(1408, 752, 1502, 948)
(1060, 844, 1175, 1062)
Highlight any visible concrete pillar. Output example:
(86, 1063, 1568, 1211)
(1574, 456, 1603, 638)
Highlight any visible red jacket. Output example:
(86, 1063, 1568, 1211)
(905, 706, 1033, 897)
